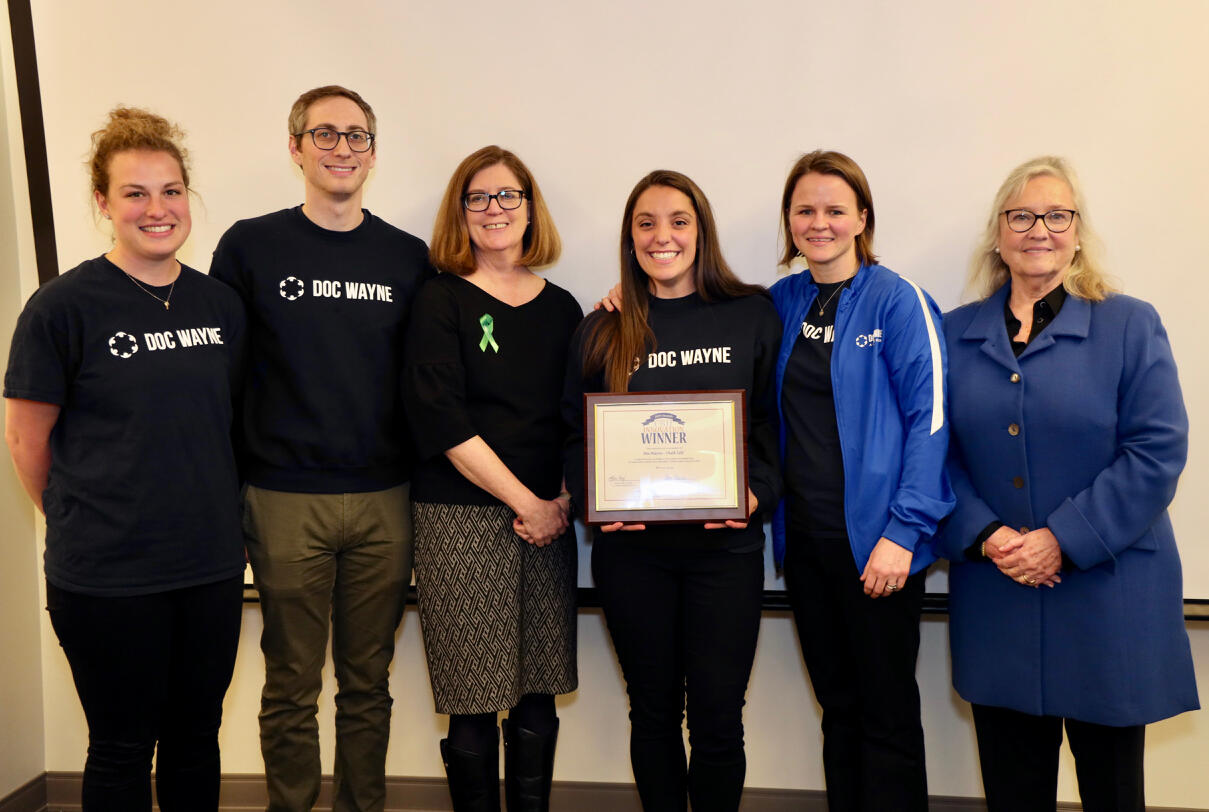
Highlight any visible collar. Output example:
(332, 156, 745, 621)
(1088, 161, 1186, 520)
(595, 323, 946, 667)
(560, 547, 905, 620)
(963, 283, 1091, 367)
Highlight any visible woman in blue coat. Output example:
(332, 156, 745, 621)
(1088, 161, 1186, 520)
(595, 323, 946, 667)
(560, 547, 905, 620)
(938, 156, 1198, 812)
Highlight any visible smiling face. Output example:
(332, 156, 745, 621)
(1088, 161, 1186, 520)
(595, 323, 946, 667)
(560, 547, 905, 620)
(94, 149, 190, 272)
(787, 172, 867, 282)
(997, 175, 1079, 290)
(464, 163, 528, 261)
(631, 185, 698, 298)
(289, 95, 376, 202)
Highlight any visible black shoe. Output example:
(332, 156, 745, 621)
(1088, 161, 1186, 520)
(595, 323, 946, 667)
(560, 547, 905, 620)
(441, 733, 500, 812)
(502, 717, 559, 812)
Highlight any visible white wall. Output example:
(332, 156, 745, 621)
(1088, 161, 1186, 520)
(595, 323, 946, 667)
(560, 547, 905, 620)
(36, 605, 1209, 807)
(7, 0, 1209, 807)
(25, 0, 1209, 599)
(0, 4, 46, 796)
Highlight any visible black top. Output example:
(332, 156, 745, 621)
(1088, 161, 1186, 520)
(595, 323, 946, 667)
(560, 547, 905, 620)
(781, 278, 849, 536)
(209, 206, 433, 493)
(563, 291, 782, 553)
(404, 273, 583, 505)
(3, 256, 246, 596)
(1006, 283, 1068, 357)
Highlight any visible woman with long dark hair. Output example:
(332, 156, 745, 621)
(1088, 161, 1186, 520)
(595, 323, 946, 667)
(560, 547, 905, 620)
(564, 170, 781, 812)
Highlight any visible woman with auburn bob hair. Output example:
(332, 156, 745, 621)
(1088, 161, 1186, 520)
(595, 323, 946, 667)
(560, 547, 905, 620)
(768, 150, 952, 811)
(938, 156, 1196, 811)
(3, 108, 246, 810)
(404, 145, 581, 812)
(563, 170, 781, 812)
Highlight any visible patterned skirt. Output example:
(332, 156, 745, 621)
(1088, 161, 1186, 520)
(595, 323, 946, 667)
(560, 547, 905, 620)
(412, 502, 578, 714)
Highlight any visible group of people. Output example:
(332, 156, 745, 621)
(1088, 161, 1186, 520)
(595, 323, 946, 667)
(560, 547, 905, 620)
(1, 82, 1196, 812)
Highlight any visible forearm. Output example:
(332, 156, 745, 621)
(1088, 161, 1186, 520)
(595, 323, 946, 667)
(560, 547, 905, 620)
(6, 433, 51, 513)
(445, 435, 541, 516)
(5, 398, 60, 514)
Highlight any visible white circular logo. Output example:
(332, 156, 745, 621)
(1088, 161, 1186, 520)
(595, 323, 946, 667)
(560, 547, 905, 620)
(108, 331, 139, 359)
(279, 276, 305, 301)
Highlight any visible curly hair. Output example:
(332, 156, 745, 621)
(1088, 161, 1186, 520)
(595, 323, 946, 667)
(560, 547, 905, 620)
(89, 107, 189, 197)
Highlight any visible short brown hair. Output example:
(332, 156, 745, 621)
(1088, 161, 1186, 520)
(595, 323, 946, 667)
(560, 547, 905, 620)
(429, 145, 561, 275)
(89, 107, 189, 198)
(287, 85, 377, 150)
(778, 150, 877, 267)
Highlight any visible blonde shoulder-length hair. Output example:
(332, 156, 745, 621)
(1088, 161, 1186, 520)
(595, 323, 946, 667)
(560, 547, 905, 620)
(967, 156, 1115, 302)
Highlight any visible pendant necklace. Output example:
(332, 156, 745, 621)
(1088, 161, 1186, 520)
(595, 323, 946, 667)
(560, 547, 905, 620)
(124, 271, 175, 311)
(813, 278, 850, 316)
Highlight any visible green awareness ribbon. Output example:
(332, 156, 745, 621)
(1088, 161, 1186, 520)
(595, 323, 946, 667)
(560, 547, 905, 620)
(478, 313, 500, 353)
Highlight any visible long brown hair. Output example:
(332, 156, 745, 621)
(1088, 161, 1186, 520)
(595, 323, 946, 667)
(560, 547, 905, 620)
(582, 170, 764, 392)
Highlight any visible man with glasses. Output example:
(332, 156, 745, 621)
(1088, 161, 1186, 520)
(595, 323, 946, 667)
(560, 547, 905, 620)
(210, 85, 432, 812)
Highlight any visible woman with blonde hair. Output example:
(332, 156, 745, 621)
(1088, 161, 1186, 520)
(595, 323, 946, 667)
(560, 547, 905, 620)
(938, 156, 1197, 811)
(404, 145, 581, 812)
(4, 107, 246, 810)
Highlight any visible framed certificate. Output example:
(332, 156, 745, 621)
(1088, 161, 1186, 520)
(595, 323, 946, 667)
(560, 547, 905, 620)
(583, 390, 748, 525)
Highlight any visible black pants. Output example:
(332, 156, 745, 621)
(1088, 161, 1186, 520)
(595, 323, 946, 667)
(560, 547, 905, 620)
(972, 704, 1145, 812)
(46, 575, 244, 812)
(783, 530, 928, 812)
(593, 539, 764, 812)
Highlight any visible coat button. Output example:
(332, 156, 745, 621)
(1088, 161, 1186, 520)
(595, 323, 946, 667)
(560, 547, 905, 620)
(1021, 526, 1030, 532)
(1008, 423, 1020, 436)
(1010, 373, 1021, 383)
(1013, 477, 1024, 489)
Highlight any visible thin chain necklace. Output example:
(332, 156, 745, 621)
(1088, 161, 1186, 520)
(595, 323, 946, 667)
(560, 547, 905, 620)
(813, 278, 851, 316)
(123, 269, 176, 311)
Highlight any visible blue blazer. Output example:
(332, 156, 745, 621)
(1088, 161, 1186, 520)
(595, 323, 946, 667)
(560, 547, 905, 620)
(938, 284, 1198, 726)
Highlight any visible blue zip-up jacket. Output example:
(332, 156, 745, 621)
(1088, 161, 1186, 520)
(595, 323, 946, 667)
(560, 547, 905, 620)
(769, 263, 954, 570)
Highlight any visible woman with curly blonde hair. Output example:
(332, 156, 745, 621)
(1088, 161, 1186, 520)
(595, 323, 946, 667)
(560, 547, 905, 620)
(4, 108, 246, 810)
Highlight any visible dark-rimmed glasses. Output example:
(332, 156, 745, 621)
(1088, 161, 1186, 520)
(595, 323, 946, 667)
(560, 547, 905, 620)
(463, 190, 527, 212)
(294, 128, 375, 153)
(1001, 209, 1078, 233)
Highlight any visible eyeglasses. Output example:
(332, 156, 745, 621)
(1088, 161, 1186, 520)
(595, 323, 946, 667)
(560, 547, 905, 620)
(463, 190, 527, 212)
(294, 128, 375, 153)
(1001, 209, 1078, 233)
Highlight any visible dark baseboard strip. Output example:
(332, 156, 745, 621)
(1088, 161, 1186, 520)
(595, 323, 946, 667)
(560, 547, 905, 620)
(241, 586, 1209, 622)
(0, 771, 1199, 812)
(0, 774, 44, 812)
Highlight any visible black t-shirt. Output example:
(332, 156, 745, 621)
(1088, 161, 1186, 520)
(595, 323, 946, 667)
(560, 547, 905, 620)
(404, 273, 583, 505)
(782, 278, 849, 536)
(3, 256, 246, 596)
(209, 206, 434, 493)
(563, 291, 782, 553)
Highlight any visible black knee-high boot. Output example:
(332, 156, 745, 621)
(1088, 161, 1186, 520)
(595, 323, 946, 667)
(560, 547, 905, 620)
(440, 731, 500, 812)
(502, 718, 559, 812)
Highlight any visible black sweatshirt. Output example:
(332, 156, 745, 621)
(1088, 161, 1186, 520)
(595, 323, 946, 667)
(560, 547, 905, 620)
(210, 206, 433, 493)
(562, 290, 782, 552)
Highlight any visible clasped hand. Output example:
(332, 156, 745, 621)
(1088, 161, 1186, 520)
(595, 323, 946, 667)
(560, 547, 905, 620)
(985, 525, 1062, 588)
(512, 495, 570, 546)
